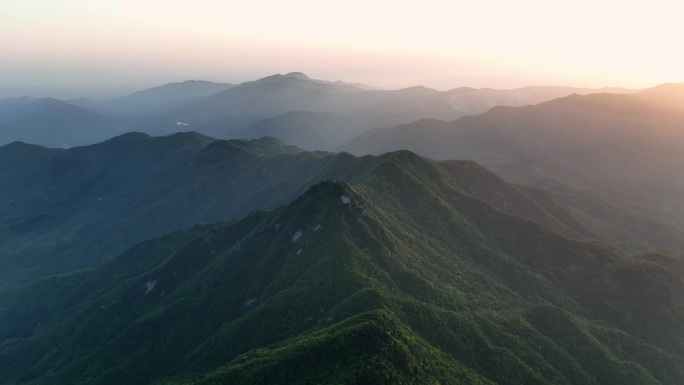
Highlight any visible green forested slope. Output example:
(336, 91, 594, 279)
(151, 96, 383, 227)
(2, 134, 682, 287)
(1, 153, 682, 384)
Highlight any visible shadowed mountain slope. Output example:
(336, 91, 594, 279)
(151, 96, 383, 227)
(103, 80, 233, 116)
(0, 75, 637, 150)
(162, 73, 632, 140)
(1, 153, 683, 384)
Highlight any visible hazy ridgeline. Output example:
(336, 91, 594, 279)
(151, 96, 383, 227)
(1, 74, 683, 384)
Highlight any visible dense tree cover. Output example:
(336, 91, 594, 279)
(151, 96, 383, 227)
(1, 152, 683, 384)
(3, 134, 680, 287)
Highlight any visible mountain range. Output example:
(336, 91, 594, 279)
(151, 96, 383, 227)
(344, 85, 684, 224)
(174, 73, 637, 138)
(0, 72, 638, 149)
(1, 75, 683, 384)
(1, 149, 683, 384)
(1, 133, 682, 287)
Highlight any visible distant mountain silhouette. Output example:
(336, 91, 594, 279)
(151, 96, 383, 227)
(64, 97, 102, 111)
(283, 71, 380, 89)
(343, 87, 684, 223)
(162, 73, 638, 141)
(635, 82, 684, 108)
(104, 80, 233, 116)
(173, 73, 365, 126)
(0, 97, 128, 147)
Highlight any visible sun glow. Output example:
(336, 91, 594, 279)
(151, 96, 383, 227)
(1, 0, 682, 88)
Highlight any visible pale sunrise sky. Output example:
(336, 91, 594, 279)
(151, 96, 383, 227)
(1, 0, 682, 91)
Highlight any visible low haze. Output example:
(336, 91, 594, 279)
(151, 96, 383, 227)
(3, 2, 684, 384)
(2, 0, 682, 90)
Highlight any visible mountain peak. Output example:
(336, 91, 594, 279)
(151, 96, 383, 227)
(646, 82, 684, 91)
(284, 179, 356, 213)
(134, 80, 232, 93)
(86, 131, 151, 152)
(179, 79, 221, 85)
(284, 72, 311, 80)
(198, 136, 302, 160)
(398, 85, 438, 93)
(245, 72, 316, 87)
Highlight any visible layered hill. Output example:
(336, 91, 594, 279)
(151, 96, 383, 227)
(1, 153, 683, 384)
(103, 80, 234, 116)
(176, 73, 638, 129)
(0, 133, 379, 286)
(174, 72, 370, 127)
(161, 73, 631, 141)
(0, 98, 128, 147)
(343, 91, 684, 223)
(0, 75, 637, 150)
(2, 134, 683, 289)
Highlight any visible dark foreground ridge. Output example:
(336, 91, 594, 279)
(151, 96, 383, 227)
(1, 151, 684, 384)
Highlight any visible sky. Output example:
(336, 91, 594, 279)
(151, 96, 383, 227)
(1, 0, 683, 91)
